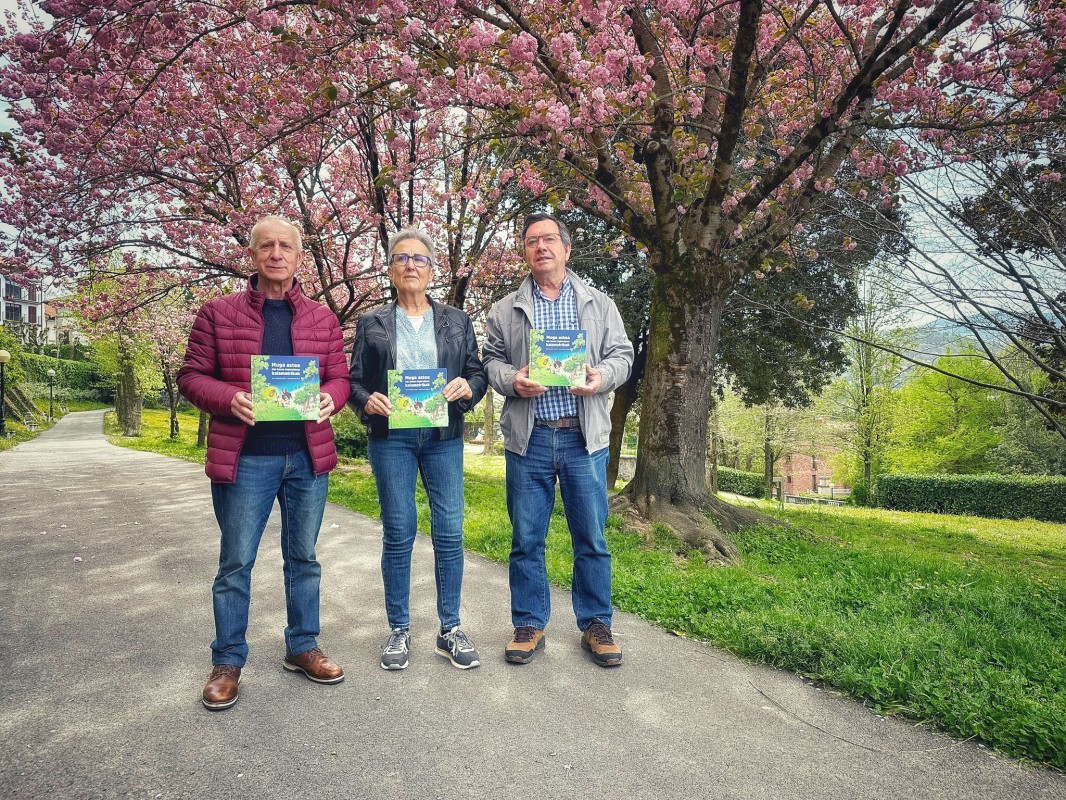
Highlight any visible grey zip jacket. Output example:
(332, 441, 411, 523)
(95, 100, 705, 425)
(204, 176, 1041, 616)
(483, 269, 634, 456)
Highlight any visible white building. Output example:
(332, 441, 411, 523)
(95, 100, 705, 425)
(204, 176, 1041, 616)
(1, 273, 47, 342)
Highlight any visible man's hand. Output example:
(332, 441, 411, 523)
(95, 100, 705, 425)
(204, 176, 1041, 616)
(442, 376, 473, 402)
(513, 365, 547, 398)
(231, 391, 255, 425)
(569, 364, 603, 396)
(365, 391, 391, 416)
(317, 392, 335, 423)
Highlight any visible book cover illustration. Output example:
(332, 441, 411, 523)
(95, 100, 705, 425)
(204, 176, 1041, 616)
(250, 355, 320, 422)
(387, 368, 449, 429)
(529, 328, 587, 387)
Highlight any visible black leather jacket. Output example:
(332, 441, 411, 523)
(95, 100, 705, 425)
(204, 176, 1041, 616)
(348, 299, 487, 440)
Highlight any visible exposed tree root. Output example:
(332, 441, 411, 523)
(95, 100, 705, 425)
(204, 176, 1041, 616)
(610, 487, 780, 565)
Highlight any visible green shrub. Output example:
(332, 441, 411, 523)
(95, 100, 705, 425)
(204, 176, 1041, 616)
(716, 466, 766, 498)
(878, 473, 1066, 522)
(849, 478, 873, 507)
(332, 406, 368, 458)
(20, 353, 102, 393)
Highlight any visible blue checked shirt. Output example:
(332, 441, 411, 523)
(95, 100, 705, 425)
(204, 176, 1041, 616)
(531, 278, 579, 421)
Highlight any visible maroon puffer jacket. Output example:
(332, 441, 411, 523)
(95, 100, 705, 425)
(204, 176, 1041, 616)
(177, 276, 351, 483)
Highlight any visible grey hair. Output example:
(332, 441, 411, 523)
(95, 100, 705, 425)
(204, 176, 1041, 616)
(249, 215, 303, 252)
(387, 227, 436, 268)
(522, 212, 571, 246)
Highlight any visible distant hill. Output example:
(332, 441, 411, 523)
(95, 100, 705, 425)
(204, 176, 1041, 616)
(906, 317, 984, 356)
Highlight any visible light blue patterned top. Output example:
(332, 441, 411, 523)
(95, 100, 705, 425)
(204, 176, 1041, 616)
(395, 305, 438, 371)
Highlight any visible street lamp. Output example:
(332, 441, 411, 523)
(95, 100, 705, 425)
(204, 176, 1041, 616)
(47, 368, 55, 421)
(0, 349, 9, 438)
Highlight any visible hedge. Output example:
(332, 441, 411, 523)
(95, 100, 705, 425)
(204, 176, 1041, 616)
(878, 473, 1066, 523)
(20, 353, 100, 392)
(716, 466, 766, 498)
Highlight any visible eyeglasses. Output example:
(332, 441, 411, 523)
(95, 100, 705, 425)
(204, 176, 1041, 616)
(523, 233, 562, 249)
(391, 253, 432, 268)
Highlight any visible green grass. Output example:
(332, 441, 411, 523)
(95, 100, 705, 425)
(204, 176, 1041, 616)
(111, 410, 1066, 770)
(103, 408, 207, 463)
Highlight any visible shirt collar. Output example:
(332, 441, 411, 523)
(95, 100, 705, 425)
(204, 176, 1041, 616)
(531, 276, 572, 302)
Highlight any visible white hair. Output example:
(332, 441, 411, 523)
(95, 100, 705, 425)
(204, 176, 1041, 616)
(249, 215, 303, 252)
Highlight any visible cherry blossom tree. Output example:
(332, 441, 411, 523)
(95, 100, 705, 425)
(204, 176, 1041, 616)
(3, 0, 1065, 559)
(411, 0, 1066, 558)
(0, 2, 523, 332)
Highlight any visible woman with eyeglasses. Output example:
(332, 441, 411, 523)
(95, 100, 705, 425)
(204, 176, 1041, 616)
(349, 227, 487, 671)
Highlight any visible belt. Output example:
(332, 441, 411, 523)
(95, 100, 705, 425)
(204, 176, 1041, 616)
(534, 416, 581, 429)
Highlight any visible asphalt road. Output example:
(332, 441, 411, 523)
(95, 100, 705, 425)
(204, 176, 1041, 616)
(0, 411, 1061, 799)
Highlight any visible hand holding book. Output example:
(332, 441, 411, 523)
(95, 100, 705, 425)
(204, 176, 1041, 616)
(513, 365, 548, 398)
(441, 376, 473, 402)
(568, 364, 602, 396)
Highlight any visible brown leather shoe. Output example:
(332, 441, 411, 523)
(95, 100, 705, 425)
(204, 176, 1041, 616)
(505, 626, 545, 664)
(283, 647, 345, 684)
(202, 665, 241, 710)
(582, 622, 622, 667)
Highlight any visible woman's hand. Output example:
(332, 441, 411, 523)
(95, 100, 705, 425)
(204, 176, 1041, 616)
(365, 391, 391, 416)
(442, 376, 473, 402)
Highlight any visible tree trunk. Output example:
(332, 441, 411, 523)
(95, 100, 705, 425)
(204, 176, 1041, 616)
(482, 386, 495, 456)
(162, 368, 179, 439)
(197, 410, 209, 448)
(611, 267, 765, 562)
(763, 411, 774, 497)
(114, 333, 142, 437)
(708, 410, 719, 494)
(606, 372, 638, 489)
(115, 371, 142, 437)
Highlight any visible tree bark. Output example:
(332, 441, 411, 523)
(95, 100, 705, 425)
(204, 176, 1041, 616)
(162, 367, 179, 439)
(611, 265, 766, 563)
(114, 376, 142, 437)
(114, 332, 142, 437)
(708, 410, 719, 494)
(606, 373, 638, 489)
(763, 410, 774, 496)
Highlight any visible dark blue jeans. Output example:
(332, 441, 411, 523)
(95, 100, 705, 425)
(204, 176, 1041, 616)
(505, 426, 612, 631)
(368, 429, 465, 631)
(209, 450, 328, 666)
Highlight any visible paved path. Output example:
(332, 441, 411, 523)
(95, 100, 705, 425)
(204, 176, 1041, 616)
(0, 412, 1061, 799)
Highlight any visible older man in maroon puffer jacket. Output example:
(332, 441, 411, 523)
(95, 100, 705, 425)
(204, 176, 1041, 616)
(178, 216, 351, 711)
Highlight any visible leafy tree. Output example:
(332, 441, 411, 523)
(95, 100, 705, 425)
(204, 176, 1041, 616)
(886, 351, 1007, 474)
(821, 269, 910, 504)
(989, 391, 1066, 475)
(884, 132, 1066, 439)
(0, 327, 27, 386)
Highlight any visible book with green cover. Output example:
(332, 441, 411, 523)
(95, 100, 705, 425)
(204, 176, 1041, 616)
(387, 368, 449, 428)
(251, 355, 320, 421)
(529, 328, 587, 387)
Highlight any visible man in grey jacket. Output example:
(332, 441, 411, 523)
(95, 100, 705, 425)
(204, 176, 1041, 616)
(483, 212, 634, 667)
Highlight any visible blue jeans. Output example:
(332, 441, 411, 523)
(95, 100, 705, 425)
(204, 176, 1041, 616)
(505, 426, 612, 631)
(209, 450, 329, 666)
(368, 429, 465, 631)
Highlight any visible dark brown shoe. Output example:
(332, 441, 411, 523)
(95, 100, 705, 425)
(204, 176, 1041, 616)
(202, 665, 241, 710)
(582, 622, 622, 667)
(505, 626, 545, 664)
(283, 647, 345, 684)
